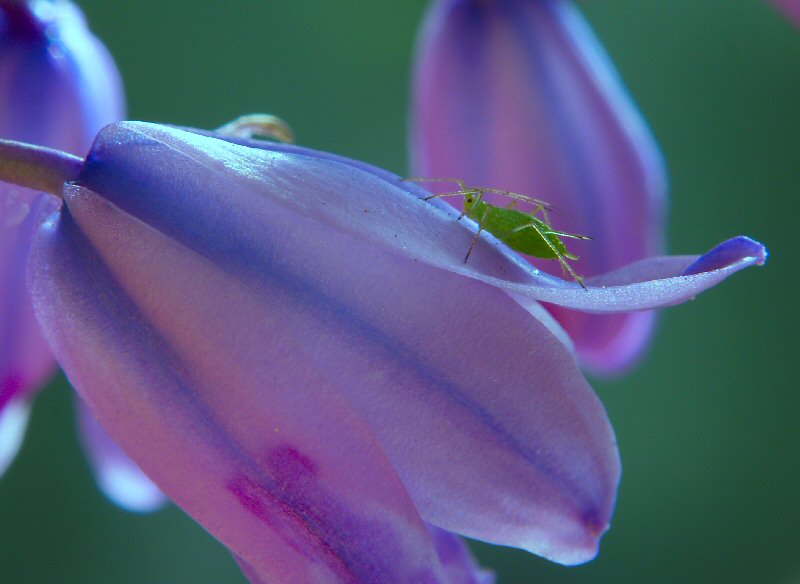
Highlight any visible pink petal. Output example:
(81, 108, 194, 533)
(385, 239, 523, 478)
(0, 193, 58, 415)
(411, 0, 668, 373)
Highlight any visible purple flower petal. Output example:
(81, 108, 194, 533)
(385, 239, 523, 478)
(76, 397, 168, 513)
(1, 0, 124, 473)
(411, 0, 668, 374)
(1, 192, 58, 415)
(27, 122, 627, 566)
(472, 236, 767, 313)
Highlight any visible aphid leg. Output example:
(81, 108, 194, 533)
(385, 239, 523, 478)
(504, 199, 549, 226)
(506, 221, 588, 290)
(404, 177, 471, 198)
(475, 188, 555, 214)
(464, 202, 492, 263)
(216, 114, 295, 144)
(547, 229, 592, 241)
(540, 205, 552, 228)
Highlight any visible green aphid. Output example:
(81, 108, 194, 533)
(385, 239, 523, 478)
(406, 178, 590, 289)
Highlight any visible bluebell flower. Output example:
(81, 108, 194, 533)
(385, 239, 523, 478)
(0, 120, 764, 578)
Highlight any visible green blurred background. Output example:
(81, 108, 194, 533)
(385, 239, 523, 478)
(1, 1, 797, 582)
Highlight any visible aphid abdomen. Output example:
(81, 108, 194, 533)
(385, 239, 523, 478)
(503, 222, 565, 259)
(483, 206, 564, 260)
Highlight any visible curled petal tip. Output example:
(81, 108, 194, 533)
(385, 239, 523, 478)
(682, 237, 768, 276)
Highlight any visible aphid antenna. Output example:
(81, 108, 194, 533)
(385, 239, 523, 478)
(404, 176, 470, 189)
(404, 178, 556, 213)
(419, 189, 482, 202)
(466, 187, 555, 211)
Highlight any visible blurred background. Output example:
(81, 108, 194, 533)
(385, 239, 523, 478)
(1, 1, 797, 582)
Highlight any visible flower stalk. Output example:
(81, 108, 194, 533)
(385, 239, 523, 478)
(0, 138, 81, 197)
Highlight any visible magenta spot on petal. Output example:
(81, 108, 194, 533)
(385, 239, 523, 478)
(267, 445, 319, 487)
(226, 444, 422, 582)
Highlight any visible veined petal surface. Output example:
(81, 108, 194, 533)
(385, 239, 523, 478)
(411, 0, 668, 374)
